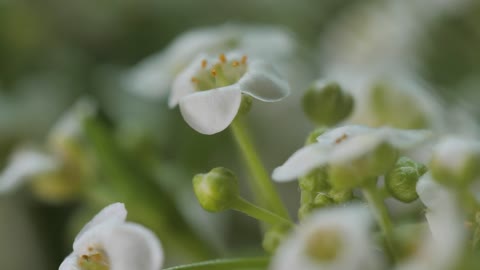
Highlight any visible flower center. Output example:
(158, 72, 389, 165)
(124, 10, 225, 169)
(78, 248, 110, 270)
(305, 227, 343, 263)
(191, 53, 248, 91)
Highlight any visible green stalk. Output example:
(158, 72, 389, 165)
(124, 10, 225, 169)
(362, 182, 398, 262)
(232, 197, 293, 227)
(163, 257, 269, 270)
(230, 119, 290, 220)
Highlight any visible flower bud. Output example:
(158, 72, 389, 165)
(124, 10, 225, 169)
(385, 157, 427, 203)
(302, 81, 353, 126)
(313, 192, 333, 207)
(193, 167, 239, 212)
(430, 138, 480, 187)
(299, 168, 330, 192)
(298, 203, 314, 221)
(328, 188, 353, 203)
(305, 127, 328, 145)
(329, 142, 398, 189)
(262, 224, 291, 253)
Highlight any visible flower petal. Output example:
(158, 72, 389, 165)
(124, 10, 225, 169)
(330, 134, 383, 164)
(169, 54, 208, 108)
(316, 125, 373, 146)
(380, 127, 432, 149)
(272, 143, 332, 182)
(59, 253, 81, 270)
(0, 148, 58, 193)
(179, 86, 242, 135)
(75, 203, 127, 243)
(238, 60, 290, 102)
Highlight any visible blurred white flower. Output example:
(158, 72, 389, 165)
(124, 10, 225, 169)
(396, 173, 465, 270)
(59, 203, 163, 270)
(270, 204, 383, 270)
(0, 148, 58, 193)
(170, 51, 289, 135)
(273, 125, 430, 182)
(124, 24, 300, 100)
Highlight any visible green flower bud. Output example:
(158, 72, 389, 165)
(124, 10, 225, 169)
(329, 142, 398, 189)
(385, 157, 427, 203)
(193, 167, 239, 212)
(262, 224, 291, 253)
(298, 203, 314, 221)
(328, 189, 353, 203)
(313, 192, 333, 207)
(299, 167, 330, 192)
(302, 81, 354, 126)
(430, 138, 480, 187)
(305, 127, 328, 145)
(305, 228, 343, 262)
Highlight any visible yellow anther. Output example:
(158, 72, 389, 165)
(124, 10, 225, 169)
(219, 53, 227, 63)
(191, 77, 198, 83)
(210, 69, 217, 76)
(201, 59, 208, 68)
(335, 134, 348, 144)
(232, 61, 239, 67)
(241, 55, 248, 64)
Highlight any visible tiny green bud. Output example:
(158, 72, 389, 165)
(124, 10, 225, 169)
(430, 138, 480, 187)
(193, 167, 239, 212)
(328, 188, 353, 203)
(305, 228, 343, 262)
(305, 127, 328, 145)
(329, 142, 398, 189)
(313, 192, 333, 207)
(262, 224, 291, 253)
(299, 167, 330, 192)
(385, 157, 427, 203)
(302, 81, 354, 126)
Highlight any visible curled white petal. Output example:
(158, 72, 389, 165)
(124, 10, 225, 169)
(238, 60, 290, 102)
(380, 127, 432, 149)
(75, 202, 127, 243)
(179, 86, 242, 135)
(271, 205, 382, 270)
(330, 133, 384, 164)
(316, 125, 372, 146)
(58, 254, 80, 270)
(169, 54, 207, 108)
(0, 148, 58, 193)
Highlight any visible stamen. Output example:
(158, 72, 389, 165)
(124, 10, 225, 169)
(232, 61, 239, 67)
(191, 77, 198, 83)
(219, 53, 227, 63)
(201, 59, 207, 68)
(210, 69, 217, 77)
(241, 55, 248, 64)
(335, 134, 348, 144)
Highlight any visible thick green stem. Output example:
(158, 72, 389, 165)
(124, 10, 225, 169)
(230, 119, 290, 220)
(232, 197, 293, 227)
(163, 257, 269, 270)
(362, 182, 398, 262)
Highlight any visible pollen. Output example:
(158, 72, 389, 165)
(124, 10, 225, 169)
(335, 134, 348, 144)
(219, 53, 227, 63)
(210, 69, 217, 76)
(232, 61, 239, 67)
(241, 55, 248, 64)
(201, 59, 207, 68)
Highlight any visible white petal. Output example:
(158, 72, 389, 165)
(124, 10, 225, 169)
(316, 125, 373, 146)
(168, 54, 207, 108)
(416, 173, 450, 210)
(272, 143, 332, 182)
(59, 253, 80, 270)
(179, 86, 242, 135)
(238, 60, 290, 102)
(75, 203, 127, 243)
(74, 223, 163, 270)
(380, 127, 432, 149)
(0, 148, 58, 193)
(330, 134, 383, 164)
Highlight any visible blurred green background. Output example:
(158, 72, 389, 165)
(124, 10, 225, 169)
(1, 0, 479, 269)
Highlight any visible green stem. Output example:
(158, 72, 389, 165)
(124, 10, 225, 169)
(362, 182, 398, 262)
(163, 257, 269, 270)
(230, 119, 290, 220)
(232, 197, 293, 227)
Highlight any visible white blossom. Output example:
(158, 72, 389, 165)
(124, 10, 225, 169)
(59, 203, 163, 270)
(170, 51, 289, 135)
(270, 205, 383, 270)
(273, 125, 430, 182)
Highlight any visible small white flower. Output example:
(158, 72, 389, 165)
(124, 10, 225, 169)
(169, 52, 289, 135)
(59, 203, 163, 270)
(270, 205, 382, 270)
(0, 147, 58, 193)
(273, 125, 430, 182)
(396, 173, 465, 270)
(124, 24, 299, 100)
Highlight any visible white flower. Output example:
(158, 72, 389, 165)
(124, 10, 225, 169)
(59, 203, 163, 270)
(396, 173, 465, 270)
(124, 24, 299, 100)
(169, 51, 289, 134)
(270, 204, 383, 270)
(273, 125, 430, 182)
(0, 147, 58, 193)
